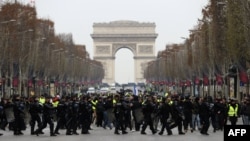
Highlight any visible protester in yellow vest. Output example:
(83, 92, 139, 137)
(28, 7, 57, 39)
(227, 98, 239, 125)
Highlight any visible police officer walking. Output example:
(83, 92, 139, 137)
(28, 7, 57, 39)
(54, 96, 67, 135)
(199, 97, 211, 135)
(169, 96, 185, 135)
(29, 96, 43, 135)
(113, 95, 128, 135)
(34, 96, 56, 136)
(140, 95, 157, 135)
(13, 95, 26, 135)
(227, 98, 239, 125)
(66, 96, 79, 135)
(157, 98, 172, 135)
(79, 95, 92, 134)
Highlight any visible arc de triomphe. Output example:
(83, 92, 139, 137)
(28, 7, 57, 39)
(91, 20, 158, 84)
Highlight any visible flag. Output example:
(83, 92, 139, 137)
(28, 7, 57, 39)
(203, 75, 209, 86)
(12, 77, 19, 87)
(216, 74, 223, 85)
(195, 77, 200, 85)
(239, 70, 248, 84)
(186, 80, 191, 86)
(28, 79, 33, 87)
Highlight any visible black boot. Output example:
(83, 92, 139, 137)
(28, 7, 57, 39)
(167, 129, 173, 135)
(54, 131, 60, 135)
(31, 126, 35, 135)
(114, 130, 120, 135)
(122, 130, 128, 134)
(179, 132, 185, 135)
(18, 131, 23, 135)
(50, 133, 57, 136)
(72, 131, 79, 135)
(34, 130, 39, 136)
(66, 130, 72, 135)
(14, 131, 19, 135)
(167, 131, 173, 135)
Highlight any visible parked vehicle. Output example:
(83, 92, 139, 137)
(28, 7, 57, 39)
(87, 87, 96, 94)
(99, 87, 110, 94)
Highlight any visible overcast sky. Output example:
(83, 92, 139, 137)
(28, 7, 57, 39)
(19, 0, 208, 84)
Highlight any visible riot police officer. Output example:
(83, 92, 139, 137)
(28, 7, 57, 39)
(34, 96, 56, 136)
(29, 96, 43, 135)
(54, 96, 67, 134)
(199, 97, 211, 135)
(113, 95, 128, 135)
(169, 96, 185, 135)
(66, 96, 79, 135)
(13, 95, 26, 135)
(157, 98, 172, 135)
(79, 95, 92, 134)
(141, 95, 157, 135)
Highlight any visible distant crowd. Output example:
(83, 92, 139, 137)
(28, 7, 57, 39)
(0, 91, 250, 137)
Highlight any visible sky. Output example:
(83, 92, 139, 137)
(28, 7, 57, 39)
(18, 0, 208, 84)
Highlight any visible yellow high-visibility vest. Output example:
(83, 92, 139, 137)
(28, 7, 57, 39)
(91, 100, 98, 110)
(113, 99, 116, 104)
(39, 97, 45, 105)
(52, 101, 59, 107)
(228, 104, 238, 117)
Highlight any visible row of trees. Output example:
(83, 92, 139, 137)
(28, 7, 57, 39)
(0, 1, 104, 98)
(144, 0, 250, 99)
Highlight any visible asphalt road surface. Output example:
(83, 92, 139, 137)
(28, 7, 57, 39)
(0, 122, 226, 141)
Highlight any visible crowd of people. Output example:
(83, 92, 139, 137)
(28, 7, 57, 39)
(0, 91, 250, 137)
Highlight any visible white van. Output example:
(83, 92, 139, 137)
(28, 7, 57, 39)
(87, 87, 96, 94)
(99, 87, 110, 94)
(110, 86, 116, 94)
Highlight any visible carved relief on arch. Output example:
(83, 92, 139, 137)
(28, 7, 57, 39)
(112, 43, 137, 56)
(138, 45, 153, 54)
(96, 46, 111, 54)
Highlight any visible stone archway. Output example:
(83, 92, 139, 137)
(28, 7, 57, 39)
(91, 20, 158, 84)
